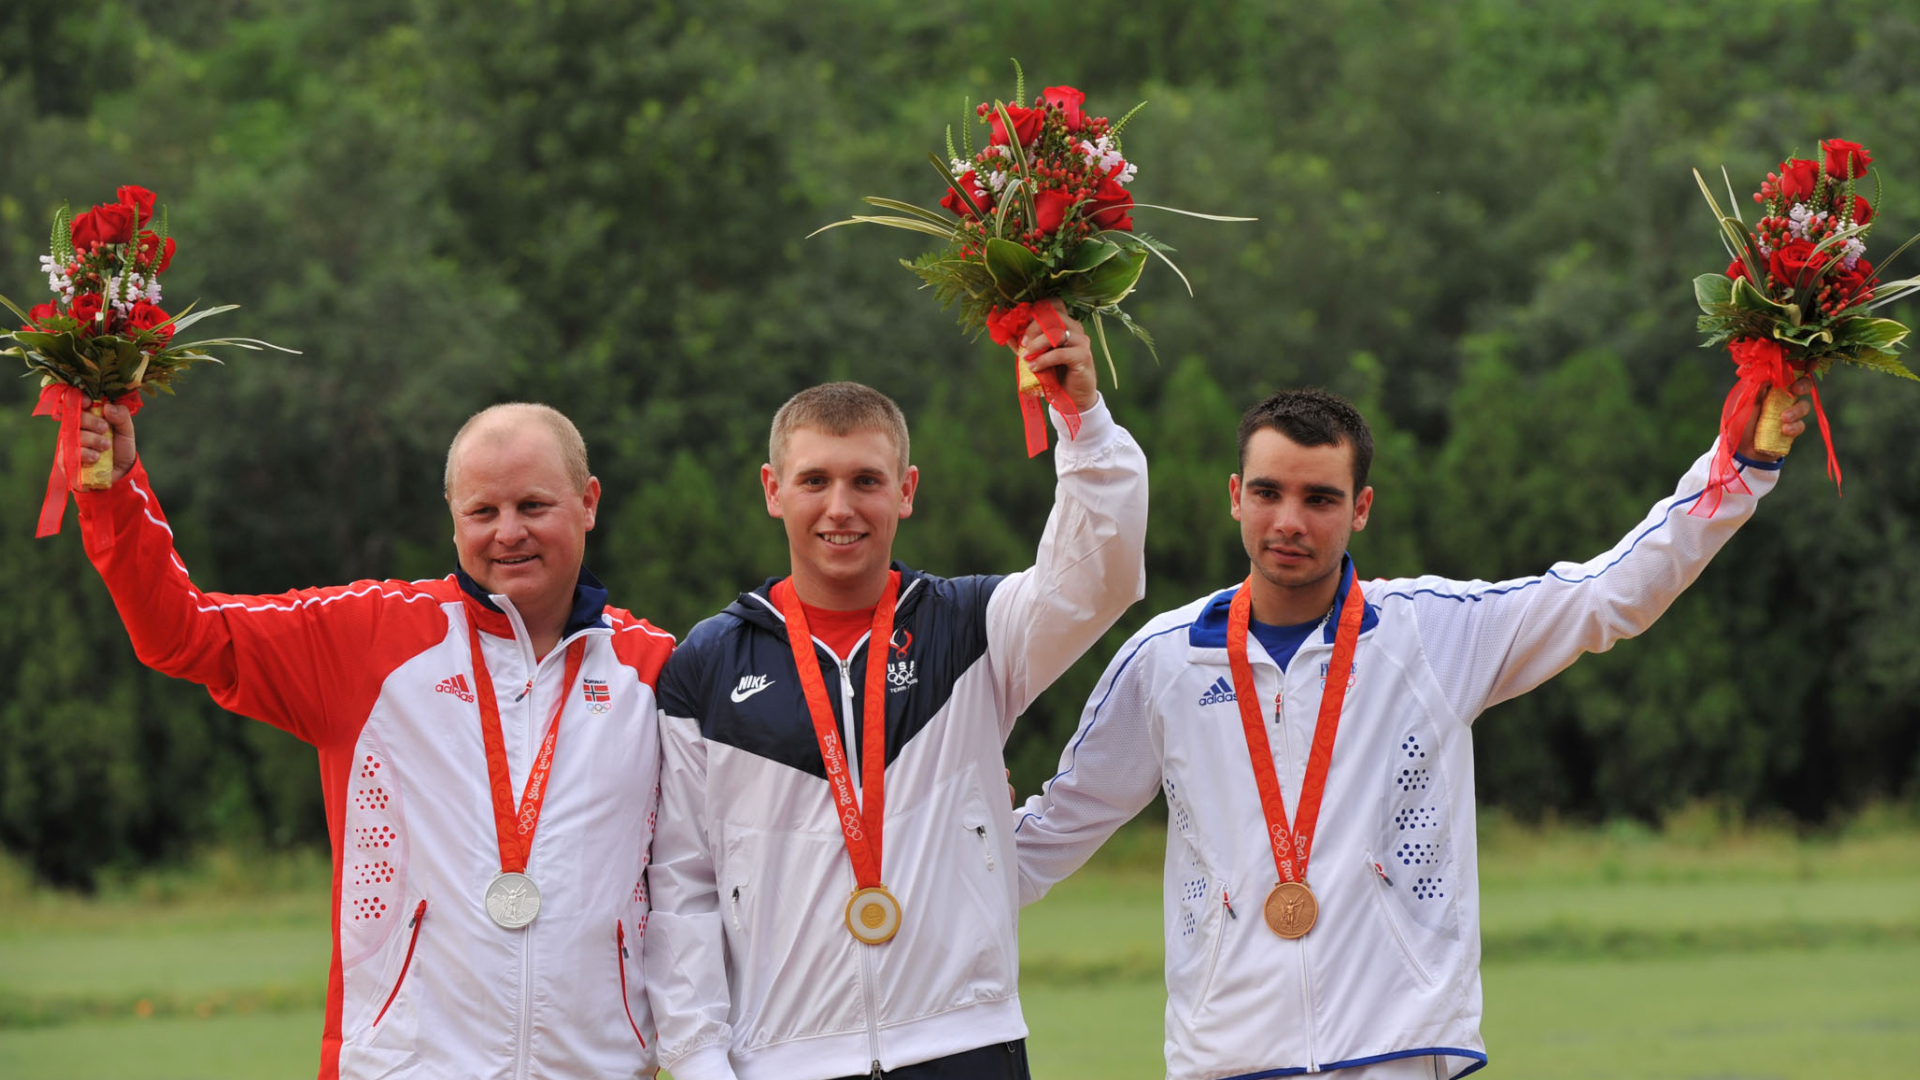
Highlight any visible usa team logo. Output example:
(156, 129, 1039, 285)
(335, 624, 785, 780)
(887, 628, 918, 694)
(582, 678, 611, 714)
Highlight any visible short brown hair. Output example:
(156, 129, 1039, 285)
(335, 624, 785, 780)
(769, 382, 910, 475)
(1237, 388, 1373, 491)
(445, 402, 591, 493)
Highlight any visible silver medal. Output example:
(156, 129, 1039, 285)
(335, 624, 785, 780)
(485, 871, 542, 929)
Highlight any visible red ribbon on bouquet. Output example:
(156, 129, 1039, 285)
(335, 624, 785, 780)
(1693, 338, 1838, 518)
(986, 302, 1082, 458)
(33, 383, 143, 538)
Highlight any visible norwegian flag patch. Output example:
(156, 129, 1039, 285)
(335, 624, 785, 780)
(582, 678, 611, 713)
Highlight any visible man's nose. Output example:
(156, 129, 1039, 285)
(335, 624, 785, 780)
(496, 511, 531, 542)
(824, 481, 858, 519)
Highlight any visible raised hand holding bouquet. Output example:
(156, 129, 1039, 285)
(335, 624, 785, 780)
(1692, 139, 1920, 514)
(2, 185, 295, 536)
(815, 62, 1252, 456)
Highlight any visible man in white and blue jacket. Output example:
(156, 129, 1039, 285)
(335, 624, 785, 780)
(1012, 383, 1812, 1080)
(645, 302, 1148, 1080)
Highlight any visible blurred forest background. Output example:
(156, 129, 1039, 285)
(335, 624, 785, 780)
(3, 0, 1919, 888)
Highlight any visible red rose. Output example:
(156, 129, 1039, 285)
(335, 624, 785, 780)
(129, 300, 174, 344)
(1831, 257, 1875, 303)
(71, 202, 136, 249)
(1769, 238, 1827, 288)
(1822, 139, 1871, 180)
(26, 302, 58, 327)
(69, 293, 105, 333)
(117, 185, 157, 226)
(1777, 159, 1820, 201)
(1033, 188, 1074, 234)
(1088, 168, 1134, 231)
(1850, 195, 1875, 225)
(135, 231, 176, 273)
(989, 104, 1044, 147)
(1725, 258, 1748, 282)
(940, 171, 993, 218)
(1041, 86, 1086, 132)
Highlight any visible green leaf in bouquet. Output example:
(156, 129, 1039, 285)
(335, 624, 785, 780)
(1131, 233, 1193, 297)
(0, 292, 33, 326)
(1108, 101, 1149, 148)
(1091, 311, 1117, 384)
(1773, 322, 1833, 348)
(1838, 348, 1920, 381)
(807, 214, 960, 242)
(861, 197, 959, 230)
(1127, 203, 1259, 223)
(1694, 273, 1734, 314)
(1731, 276, 1797, 323)
(50, 203, 75, 266)
(1062, 238, 1122, 275)
(1107, 303, 1160, 364)
(984, 238, 1043, 296)
(156, 302, 240, 337)
(1835, 315, 1911, 355)
(1071, 244, 1149, 306)
(1867, 276, 1920, 312)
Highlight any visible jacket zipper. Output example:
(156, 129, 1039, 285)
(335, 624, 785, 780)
(616, 921, 649, 1048)
(1273, 659, 1320, 1071)
(859, 939, 883, 1078)
(971, 824, 995, 870)
(836, 656, 861, 790)
(1363, 853, 1435, 985)
(842, 649, 884, 1079)
(372, 900, 428, 1028)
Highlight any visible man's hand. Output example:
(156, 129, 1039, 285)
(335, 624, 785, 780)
(1020, 298, 1100, 413)
(75, 400, 138, 490)
(1737, 376, 1815, 462)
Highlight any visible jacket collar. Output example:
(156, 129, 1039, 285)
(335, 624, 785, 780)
(1188, 553, 1378, 653)
(728, 561, 929, 647)
(454, 565, 611, 640)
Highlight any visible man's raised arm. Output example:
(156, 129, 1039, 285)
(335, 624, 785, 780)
(984, 305, 1150, 728)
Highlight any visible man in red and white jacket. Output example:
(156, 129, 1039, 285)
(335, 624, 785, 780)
(72, 401, 674, 1080)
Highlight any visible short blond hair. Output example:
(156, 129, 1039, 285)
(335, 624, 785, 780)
(768, 382, 910, 475)
(445, 402, 591, 493)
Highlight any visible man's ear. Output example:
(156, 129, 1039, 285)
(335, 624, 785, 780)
(1228, 473, 1244, 521)
(898, 465, 920, 519)
(1351, 485, 1374, 532)
(581, 477, 602, 531)
(761, 463, 784, 519)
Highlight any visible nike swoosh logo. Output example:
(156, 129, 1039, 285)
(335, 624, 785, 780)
(731, 681, 774, 703)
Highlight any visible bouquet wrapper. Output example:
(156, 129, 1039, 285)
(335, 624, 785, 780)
(33, 383, 142, 538)
(1694, 338, 1837, 518)
(992, 303, 1081, 457)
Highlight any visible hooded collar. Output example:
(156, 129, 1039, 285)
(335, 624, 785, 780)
(728, 561, 930, 647)
(454, 565, 611, 640)
(1188, 553, 1378, 651)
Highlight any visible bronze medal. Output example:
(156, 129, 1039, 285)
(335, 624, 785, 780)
(1264, 880, 1317, 939)
(845, 885, 902, 945)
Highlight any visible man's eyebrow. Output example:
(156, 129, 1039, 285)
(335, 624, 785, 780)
(1305, 483, 1348, 498)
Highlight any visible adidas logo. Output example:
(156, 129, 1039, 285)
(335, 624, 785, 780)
(435, 674, 476, 703)
(1197, 676, 1236, 707)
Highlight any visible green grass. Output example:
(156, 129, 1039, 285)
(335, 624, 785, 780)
(3, 811, 1918, 1078)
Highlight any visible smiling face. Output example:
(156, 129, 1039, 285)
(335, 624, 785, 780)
(447, 421, 600, 633)
(761, 425, 918, 610)
(1230, 427, 1372, 624)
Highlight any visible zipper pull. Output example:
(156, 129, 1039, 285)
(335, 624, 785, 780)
(515, 678, 532, 703)
(870, 1060, 883, 1080)
(1372, 860, 1394, 887)
(1223, 889, 1237, 919)
(731, 886, 741, 902)
(973, 825, 995, 870)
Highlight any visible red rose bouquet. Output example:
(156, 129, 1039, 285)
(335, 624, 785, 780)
(814, 62, 1251, 455)
(1, 185, 295, 537)
(1692, 140, 1920, 514)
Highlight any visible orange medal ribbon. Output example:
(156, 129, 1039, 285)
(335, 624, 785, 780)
(466, 624, 585, 875)
(1225, 564, 1364, 936)
(776, 574, 898, 892)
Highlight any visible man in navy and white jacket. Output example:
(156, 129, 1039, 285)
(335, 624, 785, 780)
(1012, 383, 1813, 1080)
(645, 301, 1148, 1080)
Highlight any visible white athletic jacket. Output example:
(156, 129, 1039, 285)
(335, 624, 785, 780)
(1013, 445, 1779, 1080)
(646, 401, 1148, 1080)
(78, 462, 675, 1080)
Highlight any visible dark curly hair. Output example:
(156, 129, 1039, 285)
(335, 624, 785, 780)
(1236, 388, 1373, 491)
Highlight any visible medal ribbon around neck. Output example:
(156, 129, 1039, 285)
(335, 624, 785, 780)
(777, 573, 899, 892)
(1226, 563, 1364, 888)
(466, 623, 586, 875)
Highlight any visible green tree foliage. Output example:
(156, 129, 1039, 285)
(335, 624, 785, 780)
(2, 0, 1917, 884)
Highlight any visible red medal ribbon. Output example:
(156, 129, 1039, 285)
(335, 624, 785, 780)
(777, 573, 899, 890)
(1225, 565, 1365, 886)
(1694, 338, 1839, 518)
(466, 624, 586, 875)
(33, 385, 143, 538)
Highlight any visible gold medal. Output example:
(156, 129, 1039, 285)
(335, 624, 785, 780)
(1264, 880, 1317, 939)
(845, 885, 902, 945)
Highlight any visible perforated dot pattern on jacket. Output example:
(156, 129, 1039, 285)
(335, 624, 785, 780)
(1401, 735, 1427, 760)
(355, 825, 397, 850)
(1412, 876, 1445, 900)
(1394, 807, 1438, 830)
(353, 787, 391, 812)
(352, 860, 397, 888)
(350, 895, 390, 922)
(1398, 767, 1431, 792)
(1181, 909, 1197, 939)
(1396, 841, 1440, 867)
